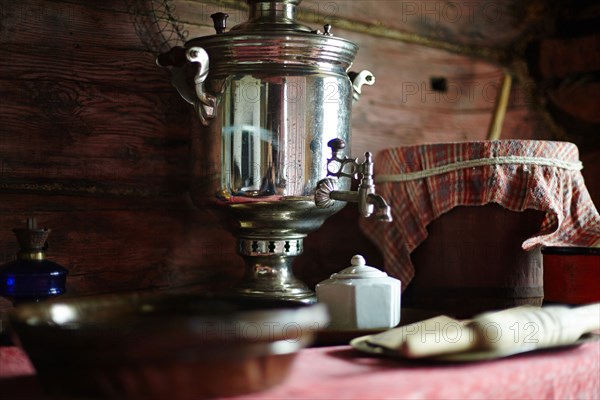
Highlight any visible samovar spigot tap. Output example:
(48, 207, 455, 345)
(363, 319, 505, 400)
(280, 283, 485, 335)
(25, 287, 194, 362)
(315, 139, 392, 222)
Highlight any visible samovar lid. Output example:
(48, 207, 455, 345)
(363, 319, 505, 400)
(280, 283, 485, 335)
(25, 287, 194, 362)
(183, 0, 359, 75)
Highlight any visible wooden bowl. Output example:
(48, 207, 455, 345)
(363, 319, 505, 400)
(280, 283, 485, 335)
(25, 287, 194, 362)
(8, 293, 328, 399)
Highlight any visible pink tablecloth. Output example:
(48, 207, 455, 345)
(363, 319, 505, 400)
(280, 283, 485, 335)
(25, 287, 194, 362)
(1, 342, 599, 399)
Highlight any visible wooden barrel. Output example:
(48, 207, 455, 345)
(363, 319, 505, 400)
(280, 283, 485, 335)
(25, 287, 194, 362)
(403, 203, 546, 318)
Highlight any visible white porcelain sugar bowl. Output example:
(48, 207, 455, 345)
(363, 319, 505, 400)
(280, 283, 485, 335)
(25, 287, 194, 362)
(316, 255, 401, 330)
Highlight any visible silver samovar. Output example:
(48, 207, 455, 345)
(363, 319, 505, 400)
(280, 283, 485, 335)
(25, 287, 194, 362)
(157, 0, 391, 302)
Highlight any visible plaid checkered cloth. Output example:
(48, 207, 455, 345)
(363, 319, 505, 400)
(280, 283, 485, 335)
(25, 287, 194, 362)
(360, 140, 600, 289)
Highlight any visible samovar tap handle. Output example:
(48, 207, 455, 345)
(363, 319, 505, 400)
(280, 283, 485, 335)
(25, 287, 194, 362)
(325, 139, 359, 180)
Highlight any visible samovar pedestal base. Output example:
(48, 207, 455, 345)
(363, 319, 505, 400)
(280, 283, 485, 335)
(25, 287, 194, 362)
(212, 198, 345, 304)
(233, 238, 316, 304)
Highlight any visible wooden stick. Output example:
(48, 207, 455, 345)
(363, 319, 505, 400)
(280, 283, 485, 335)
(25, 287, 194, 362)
(487, 73, 513, 140)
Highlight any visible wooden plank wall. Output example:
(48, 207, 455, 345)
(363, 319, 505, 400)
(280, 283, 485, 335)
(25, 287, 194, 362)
(1, 0, 598, 313)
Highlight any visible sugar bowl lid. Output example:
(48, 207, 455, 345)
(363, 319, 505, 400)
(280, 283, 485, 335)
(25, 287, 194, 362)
(329, 255, 389, 279)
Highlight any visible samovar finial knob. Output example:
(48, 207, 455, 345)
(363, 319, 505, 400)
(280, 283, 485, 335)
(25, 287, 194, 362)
(211, 13, 229, 34)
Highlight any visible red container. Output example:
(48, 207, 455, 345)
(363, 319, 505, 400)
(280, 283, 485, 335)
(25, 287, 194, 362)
(542, 246, 600, 304)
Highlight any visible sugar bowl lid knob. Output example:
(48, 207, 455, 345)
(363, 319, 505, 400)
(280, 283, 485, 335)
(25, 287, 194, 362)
(330, 254, 388, 279)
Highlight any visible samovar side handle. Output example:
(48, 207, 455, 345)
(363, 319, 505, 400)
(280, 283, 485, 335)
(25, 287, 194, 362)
(186, 47, 217, 125)
(348, 70, 375, 105)
(156, 46, 217, 126)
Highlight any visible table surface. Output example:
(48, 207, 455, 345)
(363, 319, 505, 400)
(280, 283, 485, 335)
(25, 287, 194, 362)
(1, 341, 599, 399)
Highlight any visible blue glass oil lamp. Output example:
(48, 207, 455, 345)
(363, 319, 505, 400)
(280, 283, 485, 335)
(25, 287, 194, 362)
(0, 218, 68, 305)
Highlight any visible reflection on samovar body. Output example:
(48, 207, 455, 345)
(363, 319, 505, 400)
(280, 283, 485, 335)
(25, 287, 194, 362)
(158, 0, 390, 302)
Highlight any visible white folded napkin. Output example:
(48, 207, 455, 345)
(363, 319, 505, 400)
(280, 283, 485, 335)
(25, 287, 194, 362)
(362, 303, 600, 359)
